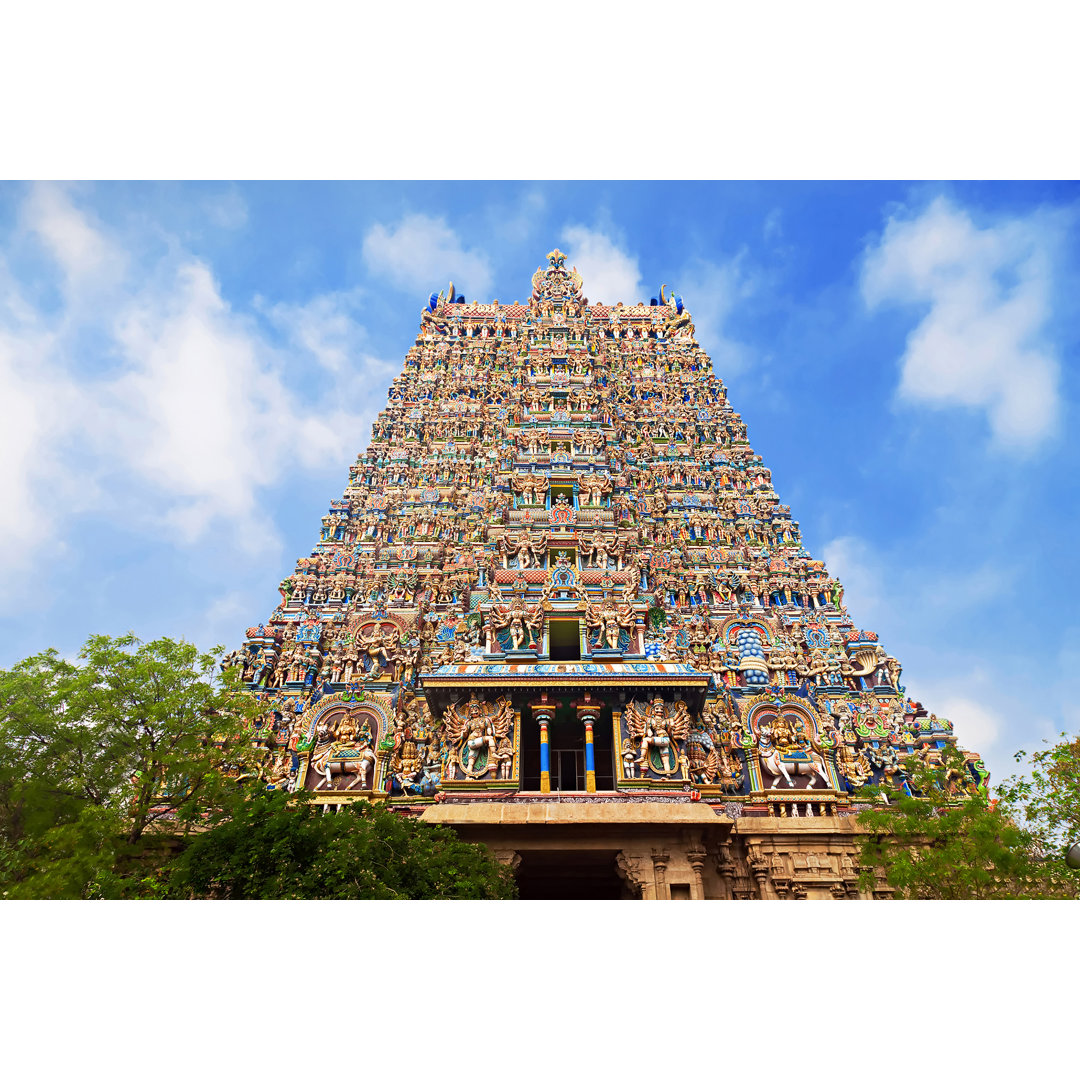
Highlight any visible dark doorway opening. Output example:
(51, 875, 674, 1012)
(553, 748, 581, 791)
(521, 704, 541, 791)
(520, 702, 585, 790)
(550, 715, 584, 791)
(549, 619, 581, 661)
(519, 701, 617, 792)
(592, 708, 616, 792)
(515, 849, 627, 900)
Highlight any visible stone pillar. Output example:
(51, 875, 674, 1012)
(687, 848, 707, 900)
(615, 852, 650, 899)
(715, 846, 739, 900)
(651, 849, 671, 900)
(747, 844, 770, 899)
(839, 849, 861, 898)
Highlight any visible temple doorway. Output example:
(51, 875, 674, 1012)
(515, 849, 627, 900)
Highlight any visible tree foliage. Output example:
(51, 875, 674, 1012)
(162, 790, 517, 899)
(857, 742, 1080, 899)
(0, 634, 516, 900)
(995, 732, 1080, 861)
(1, 635, 259, 896)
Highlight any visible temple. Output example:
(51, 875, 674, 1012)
(227, 249, 988, 899)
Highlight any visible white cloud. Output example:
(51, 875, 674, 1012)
(675, 252, 756, 376)
(108, 261, 290, 544)
(559, 225, 643, 306)
(861, 195, 1066, 451)
(362, 213, 493, 300)
(933, 694, 1002, 753)
(901, 668, 1009, 767)
(0, 248, 101, 598)
(491, 189, 546, 246)
(822, 535, 883, 623)
(763, 208, 783, 243)
(0, 313, 63, 571)
(900, 665, 1018, 782)
(193, 590, 258, 654)
(203, 187, 248, 230)
(258, 287, 374, 373)
(20, 182, 126, 296)
(0, 184, 386, 598)
(823, 532, 1012, 628)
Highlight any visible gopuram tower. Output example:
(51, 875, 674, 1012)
(229, 249, 988, 900)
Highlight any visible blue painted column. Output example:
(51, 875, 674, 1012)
(532, 692, 554, 793)
(584, 720, 596, 793)
(576, 690, 600, 793)
(539, 718, 551, 793)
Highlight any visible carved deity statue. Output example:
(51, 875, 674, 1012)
(623, 697, 691, 777)
(441, 695, 515, 780)
(311, 712, 378, 791)
(586, 596, 635, 651)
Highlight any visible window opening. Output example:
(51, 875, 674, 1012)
(549, 619, 581, 661)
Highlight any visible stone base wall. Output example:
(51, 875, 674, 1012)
(422, 803, 891, 899)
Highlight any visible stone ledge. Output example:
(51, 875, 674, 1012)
(421, 802, 728, 826)
(734, 816, 862, 834)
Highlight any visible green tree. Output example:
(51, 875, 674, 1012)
(0, 634, 260, 898)
(996, 732, 1080, 864)
(856, 742, 1079, 899)
(162, 789, 517, 899)
(1, 634, 517, 900)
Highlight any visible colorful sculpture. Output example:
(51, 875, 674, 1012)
(227, 249, 986, 898)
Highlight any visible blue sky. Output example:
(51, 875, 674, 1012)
(1, 180, 1077, 787)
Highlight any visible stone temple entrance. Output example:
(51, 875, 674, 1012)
(515, 849, 628, 900)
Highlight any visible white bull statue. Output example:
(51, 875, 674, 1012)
(757, 735, 832, 789)
(312, 740, 377, 791)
